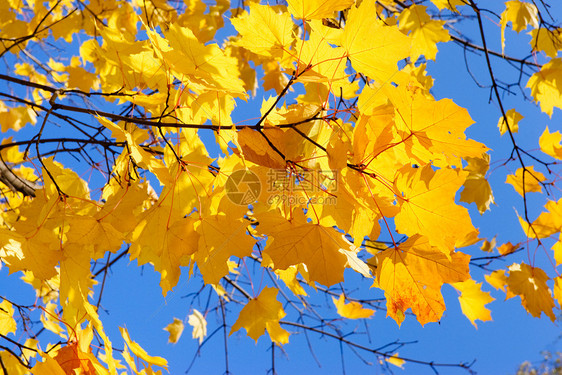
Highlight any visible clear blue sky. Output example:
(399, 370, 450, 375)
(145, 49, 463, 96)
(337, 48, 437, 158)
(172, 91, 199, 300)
(1, 1, 562, 374)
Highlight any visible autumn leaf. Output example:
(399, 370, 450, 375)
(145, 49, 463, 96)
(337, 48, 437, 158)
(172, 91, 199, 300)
(527, 58, 562, 117)
(398, 4, 450, 61)
(507, 263, 555, 321)
(497, 109, 523, 135)
(451, 280, 494, 328)
(287, 0, 354, 20)
(374, 235, 470, 326)
(385, 353, 405, 369)
(394, 165, 475, 253)
(539, 126, 562, 159)
(506, 166, 546, 195)
(164, 318, 185, 344)
(259, 209, 352, 286)
(194, 213, 255, 285)
(340, 0, 410, 83)
(231, 3, 294, 58)
(500, 0, 539, 52)
(460, 154, 495, 214)
(0, 300, 16, 335)
(332, 294, 374, 319)
(120, 327, 168, 369)
(131, 208, 199, 295)
(230, 287, 289, 345)
(53, 342, 97, 375)
(188, 310, 207, 344)
(529, 27, 562, 58)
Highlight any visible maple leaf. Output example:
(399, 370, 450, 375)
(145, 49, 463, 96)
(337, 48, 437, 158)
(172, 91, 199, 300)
(340, 0, 410, 83)
(529, 27, 562, 58)
(0, 300, 16, 336)
(259, 209, 352, 286)
(131, 208, 199, 295)
(385, 85, 487, 166)
(194, 214, 255, 285)
(500, 1, 539, 52)
(507, 263, 556, 321)
(430, 0, 466, 11)
(539, 126, 562, 159)
(187, 310, 207, 344)
(398, 4, 450, 61)
(394, 165, 475, 253)
(231, 3, 294, 59)
(519, 198, 562, 239)
(527, 58, 562, 117)
(385, 353, 405, 369)
(120, 327, 168, 369)
(332, 294, 375, 319)
(287, 0, 354, 20)
(374, 235, 470, 326)
(497, 108, 523, 135)
(53, 342, 98, 375)
(451, 280, 494, 328)
(164, 317, 185, 344)
(506, 166, 546, 196)
(230, 287, 289, 345)
(237, 127, 286, 169)
(460, 154, 495, 214)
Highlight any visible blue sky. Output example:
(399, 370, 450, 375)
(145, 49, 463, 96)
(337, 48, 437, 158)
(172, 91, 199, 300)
(1, 1, 562, 374)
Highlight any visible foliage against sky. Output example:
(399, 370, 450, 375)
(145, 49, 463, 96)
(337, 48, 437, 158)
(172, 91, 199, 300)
(0, 0, 561, 373)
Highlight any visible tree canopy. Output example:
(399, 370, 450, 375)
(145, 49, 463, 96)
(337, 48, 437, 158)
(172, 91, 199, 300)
(0, 0, 562, 373)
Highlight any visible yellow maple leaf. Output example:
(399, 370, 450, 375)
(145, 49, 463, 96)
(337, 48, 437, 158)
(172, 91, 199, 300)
(332, 294, 374, 319)
(460, 154, 495, 214)
(500, 1, 539, 52)
(187, 310, 207, 344)
(505, 165, 546, 196)
(527, 58, 562, 117)
(507, 263, 555, 321)
(385, 85, 487, 166)
(340, 0, 410, 83)
(275, 266, 308, 296)
(163, 23, 246, 95)
(517, 198, 562, 239)
(259, 209, 351, 286)
(230, 287, 289, 345)
(529, 27, 562, 58)
(164, 317, 185, 344)
(231, 3, 294, 58)
(194, 214, 255, 285)
(554, 235, 562, 266)
(297, 22, 347, 85)
(554, 276, 562, 306)
(31, 355, 66, 375)
(131, 209, 199, 295)
(120, 327, 168, 368)
(385, 353, 405, 369)
(237, 127, 286, 169)
(398, 4, 450, 61)
(497, 108, 523, 135)
(394, 165, 475, 253)
(287, 0, 354, 20)
(430, 0, 465, 11)
(375, 235, 470, 326)
(498, 242, 518, 256)
(0, 300, 16, 336)
(539, 126, 562, 159)
(451, 280, 494, 328)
